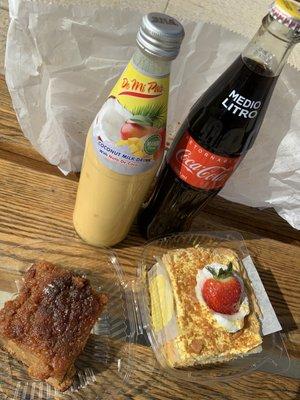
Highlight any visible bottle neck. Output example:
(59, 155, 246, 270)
(131, 47, 171, 77)
(242, 13, 299, 76)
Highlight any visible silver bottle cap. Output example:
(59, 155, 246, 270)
(137, 13, 185, 60)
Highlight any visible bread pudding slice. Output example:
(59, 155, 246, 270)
(0, 262, 108, 391)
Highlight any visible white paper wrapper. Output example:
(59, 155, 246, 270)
(242, 256, 282, 336)
(5, 0, 300, 228)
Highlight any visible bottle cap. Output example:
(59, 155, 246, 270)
(137, 13, 185, 60)
(270, 0, 300, 32)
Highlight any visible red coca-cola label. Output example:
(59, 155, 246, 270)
(168, 130, 241, 189)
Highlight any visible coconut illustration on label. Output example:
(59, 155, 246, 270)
(94, 97, 132, 143)
(93, 96, 166, 173)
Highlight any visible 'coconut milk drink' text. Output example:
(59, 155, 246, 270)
(73, 13, 184, 246)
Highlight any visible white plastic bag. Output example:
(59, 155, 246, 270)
(5, 0, 300, 229)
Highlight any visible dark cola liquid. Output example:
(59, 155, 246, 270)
(138, 56, 279, 239)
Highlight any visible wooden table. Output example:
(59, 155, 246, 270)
(0, 73, 299, 399)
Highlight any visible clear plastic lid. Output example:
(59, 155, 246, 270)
(0, 234, 290, 398)
(0, 239, 155, 399)
(135, 231, 290, 382)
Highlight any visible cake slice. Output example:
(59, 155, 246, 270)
(0, 262, 108, 391)
(149, 246, 262, 368)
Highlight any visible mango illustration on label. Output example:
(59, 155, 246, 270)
(92, 60, 169, 175)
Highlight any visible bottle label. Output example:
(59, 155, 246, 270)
(168, 130, 241, 189)
(92, 60, 169, 175)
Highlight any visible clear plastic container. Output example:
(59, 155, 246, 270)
(135, 231, 290, 382)
(0, 233, 290, 399)
(0, 240, 141, 399)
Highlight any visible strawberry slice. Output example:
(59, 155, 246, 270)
(202, 263, 242, 315)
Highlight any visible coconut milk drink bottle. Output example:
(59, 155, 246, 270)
(73, 13, 184, 246)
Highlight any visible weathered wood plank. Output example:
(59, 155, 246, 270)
(0, 73, 298, 242)
(203, 196, 299, 243)
(0, 8, 9, 73)
(0, 327, 299, 399)
(0, 68, 299, 399)
(0, 155, 298, 322)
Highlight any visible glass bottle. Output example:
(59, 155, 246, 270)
(73, 13, 184, 246)
(138, 1, 300, 239)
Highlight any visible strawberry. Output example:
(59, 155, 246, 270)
(202, 263, 242, 315)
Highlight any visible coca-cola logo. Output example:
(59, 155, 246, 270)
(176, 150, 233, 182)
(169, 130, 241, 190)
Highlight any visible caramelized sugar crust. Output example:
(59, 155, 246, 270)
(0, 262, 108, 390)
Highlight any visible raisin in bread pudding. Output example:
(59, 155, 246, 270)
(149, 246, 262, 368)
(0, 262, 108, 391)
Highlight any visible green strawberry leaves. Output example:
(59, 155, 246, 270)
(207, 262, 233, 280)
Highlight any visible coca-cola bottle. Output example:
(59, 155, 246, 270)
(138, 0, 300, 239)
